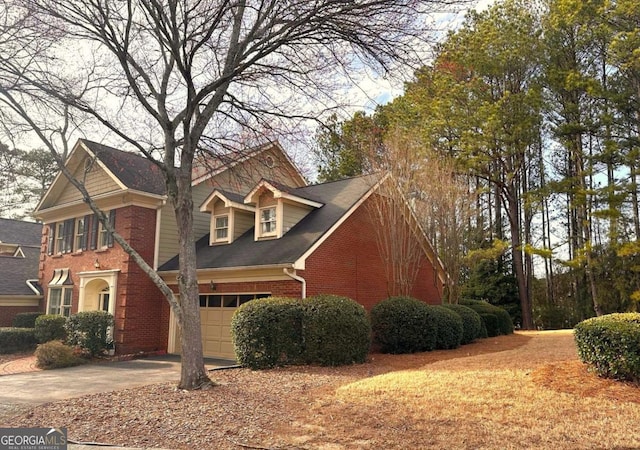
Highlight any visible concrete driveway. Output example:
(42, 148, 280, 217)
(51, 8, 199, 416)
(0, 355, 236, 406)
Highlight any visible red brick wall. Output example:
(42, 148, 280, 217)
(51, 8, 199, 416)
(40, 205, 168, 355)
(302, 195, 443, 310)
(0, 304, 43, 327)
(196, 280, 301, 298)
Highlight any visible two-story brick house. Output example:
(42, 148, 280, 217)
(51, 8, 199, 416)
(34, 139, 446, 358)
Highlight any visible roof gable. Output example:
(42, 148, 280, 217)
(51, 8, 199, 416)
(199, 189, 255, 213)
(244, 179, 324, 208)
(192, 141, 306, 189)
(85, 140, 166, 195)
(35, 140, 166, 214)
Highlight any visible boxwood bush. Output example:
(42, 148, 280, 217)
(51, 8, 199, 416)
(232, 295, 371, 369)
(574, 313, 640, 382)
(428, 305, 463, 349)
(301, 294, 370, 366)
(479, 313, 500, 337)
(65, 311, 114, 356)
(370, 296, 437, 354)
(231, 297, 304, 369)
(0, 328, 37, 354)
(461, 300, 514, 336)
(12, 312, 44, 328)
(442, 304, 483, 344)
(35, 314, 67, 343)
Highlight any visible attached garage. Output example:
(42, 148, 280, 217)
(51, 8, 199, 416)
(171, 292, 270, 359)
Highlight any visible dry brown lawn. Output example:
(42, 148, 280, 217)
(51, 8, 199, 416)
(5, 330, 640, 449)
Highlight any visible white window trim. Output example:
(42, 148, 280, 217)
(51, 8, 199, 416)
(213, 213, 230, 243)
(47, 286, 73, 317)
(55, 222, 65, 254)
(259, 206, 277, 237)
(98, 220, 109, 249)
(74, 217, 85, 252)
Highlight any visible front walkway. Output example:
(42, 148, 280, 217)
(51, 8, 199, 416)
(0, 355, 40, 375)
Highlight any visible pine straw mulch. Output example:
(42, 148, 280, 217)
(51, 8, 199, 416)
(4, 330, 640, 450)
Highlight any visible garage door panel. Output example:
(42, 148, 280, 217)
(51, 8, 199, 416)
(198, 293, 270, 359)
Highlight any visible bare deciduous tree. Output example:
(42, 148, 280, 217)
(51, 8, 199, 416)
(366, 129, 473, 301)
(0, 0, 461, 389)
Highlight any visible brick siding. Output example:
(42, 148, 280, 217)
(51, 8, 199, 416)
(302, 195, 443, 310)
(40, 205, 168, 355)
(0, 305, 43, 327)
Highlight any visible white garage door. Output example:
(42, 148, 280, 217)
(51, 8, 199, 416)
(199, 293, 269, 359)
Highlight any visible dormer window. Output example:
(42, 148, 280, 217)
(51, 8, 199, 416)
(214, 215, 229, 242)
(200, 189, 256, 245)
(260, 207, 277, 236)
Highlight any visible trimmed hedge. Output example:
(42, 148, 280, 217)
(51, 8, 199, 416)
(231, 297, 304, 369)
(66, 311, 114, 356)
(35, 314, 67, 343)
(231, 295, 371, 369)
(574, 313, 640, 382)
(479, 313, 500, 337)
(428, 305, 463, 349)
(301, 295, 371, 366)
(0, 328, 37, 354)
(35, 340, 84, 369)
(461, 300, 514, 336)
(370, 296, 437, 354)
(442, 304, 483, 344)
(12, 312, 44, 328)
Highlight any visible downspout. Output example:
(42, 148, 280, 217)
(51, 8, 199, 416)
(26, 280, 41, 296)
(283, 267, 306, 299)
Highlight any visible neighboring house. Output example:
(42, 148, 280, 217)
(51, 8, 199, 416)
(34, 139, 446, 358)
(0, 218, 43, 326)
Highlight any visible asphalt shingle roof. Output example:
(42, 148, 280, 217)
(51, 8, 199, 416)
(0, 218, 42, 246)
(80, 140, 166, 196)
(0, 219, 43, 296)
(159, 174, 379, 271)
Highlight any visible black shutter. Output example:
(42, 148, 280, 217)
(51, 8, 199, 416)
(107, 210, 116, 247)
(47, 223, 56, 255)
(81, 214, 90, 250)
(90, 214, 99, 250)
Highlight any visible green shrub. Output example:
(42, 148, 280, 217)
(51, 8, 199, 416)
(35, 314, 67, 343)
(65, 311, 114, 356)
(574, 313, 640, 382)
(231, 297, 304, 369)
(35, 340, 84, 369)
(12, 312, 44, 328)
(442, 304, 483, 344)
(370, 296, 437, 354)
(301, 295, 371, 366)
(428, 305, 463, 349)
(478, 313, 500, 337)
(0, 328, 37, 354)
(461, 300, 514, 336)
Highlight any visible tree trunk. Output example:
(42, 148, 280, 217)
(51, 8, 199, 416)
(173, 171, 212, 390)
(507, 194, 533, 329)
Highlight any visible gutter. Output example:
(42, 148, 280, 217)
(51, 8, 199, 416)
(283, 267, 306, 299)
